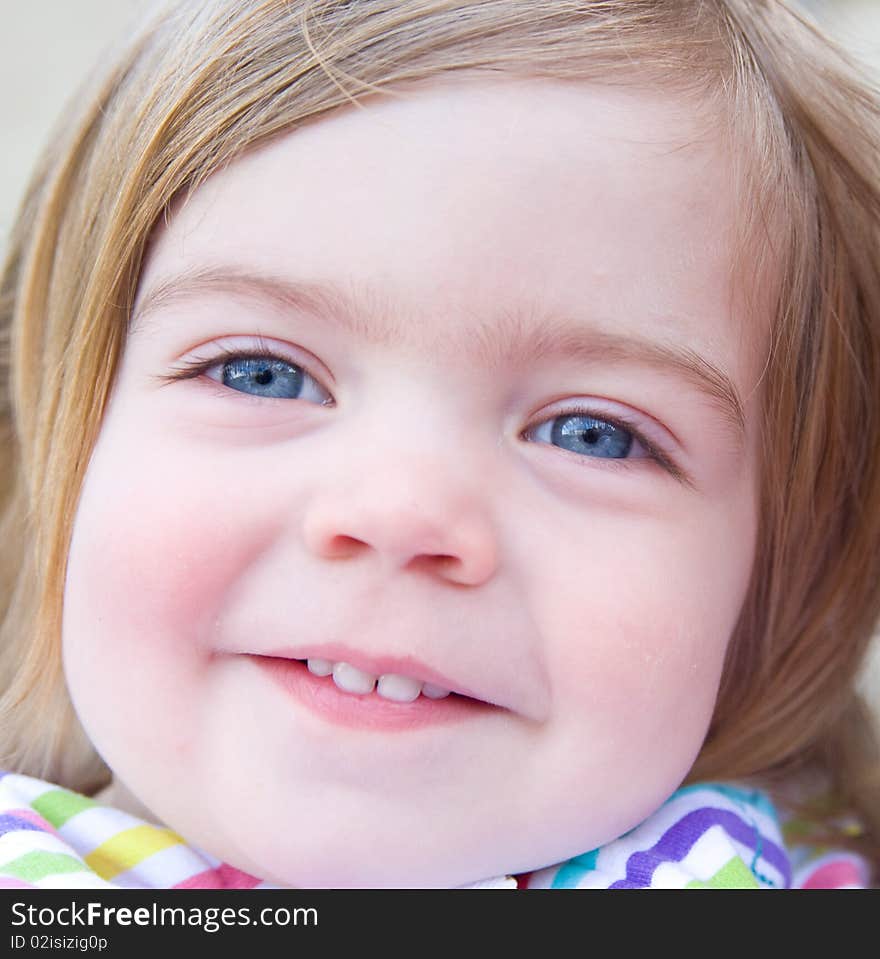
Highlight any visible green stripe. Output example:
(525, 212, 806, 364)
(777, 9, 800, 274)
(686, 857, 760, 889)
(2, 851, 88, 882)
(32, 789, 96, 828)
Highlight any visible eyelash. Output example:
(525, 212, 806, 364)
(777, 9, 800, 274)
(528, 402, 680, 478)
(160, 345, 683, 480)
(157, 342, 332, 404)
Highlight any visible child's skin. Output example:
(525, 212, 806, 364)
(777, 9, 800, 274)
(62, 75, 766, 887)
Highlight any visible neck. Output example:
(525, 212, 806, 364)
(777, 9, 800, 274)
(93, 778, 160, 824)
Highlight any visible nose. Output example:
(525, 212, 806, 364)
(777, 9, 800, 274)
(301, 455, 500, 587)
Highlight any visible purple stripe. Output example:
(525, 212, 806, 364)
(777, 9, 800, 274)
(609, 806, 792, 888)
(0, 812, 49, 836)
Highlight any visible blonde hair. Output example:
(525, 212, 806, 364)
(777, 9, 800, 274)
(2, 0, 880, 864)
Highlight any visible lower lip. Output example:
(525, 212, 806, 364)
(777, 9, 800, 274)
(250, 656, 498, 731)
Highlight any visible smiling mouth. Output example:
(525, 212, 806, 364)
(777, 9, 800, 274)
(248, 654, 497, 730)
(295, 656, 453, 703)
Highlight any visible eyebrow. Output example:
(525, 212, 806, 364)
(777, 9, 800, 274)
(131, 266, 747, 451)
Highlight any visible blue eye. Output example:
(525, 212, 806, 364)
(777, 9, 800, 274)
(526, 410, 656, 464)
(552, 414, 638, 458)
(220, 355, 305, 399)
(163, 346, 333, 405)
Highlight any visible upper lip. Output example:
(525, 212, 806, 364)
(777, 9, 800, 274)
(247, 643, 510, 711)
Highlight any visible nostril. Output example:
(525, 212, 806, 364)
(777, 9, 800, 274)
(323, 534, 369, 559)
(410, 553, 456, 573)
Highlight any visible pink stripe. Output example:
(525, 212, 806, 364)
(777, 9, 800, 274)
(173, 863, 262, 889)
(0, 877, 36, 888)
(800, 858, 867, 889)
(4, 807, 62, 838)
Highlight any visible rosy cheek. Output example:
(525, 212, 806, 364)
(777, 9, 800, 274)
(534, 527, 732, 750)
(61, 436, 255, 760)
(68, 422, 265, 643)
(69, 495, 223, 645)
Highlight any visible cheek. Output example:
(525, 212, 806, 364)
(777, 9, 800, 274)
(66, 459, 231, 646)
(550, 614, 724, 770)
(60, 420, 268, 764)
(534, 507, 753, 768)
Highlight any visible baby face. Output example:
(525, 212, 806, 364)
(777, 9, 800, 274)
(62, 75, 764, 887)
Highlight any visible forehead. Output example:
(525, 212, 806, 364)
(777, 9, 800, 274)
(136, 74, 762, 403)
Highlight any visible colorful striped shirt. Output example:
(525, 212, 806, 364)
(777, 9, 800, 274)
(0, 771, 870, 889)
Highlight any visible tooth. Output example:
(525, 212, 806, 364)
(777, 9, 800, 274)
(332, 661, 377, 695)
(307, 658, 334, 677)
(421, 682, 451, 699)
(377, 673, 422, 703)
